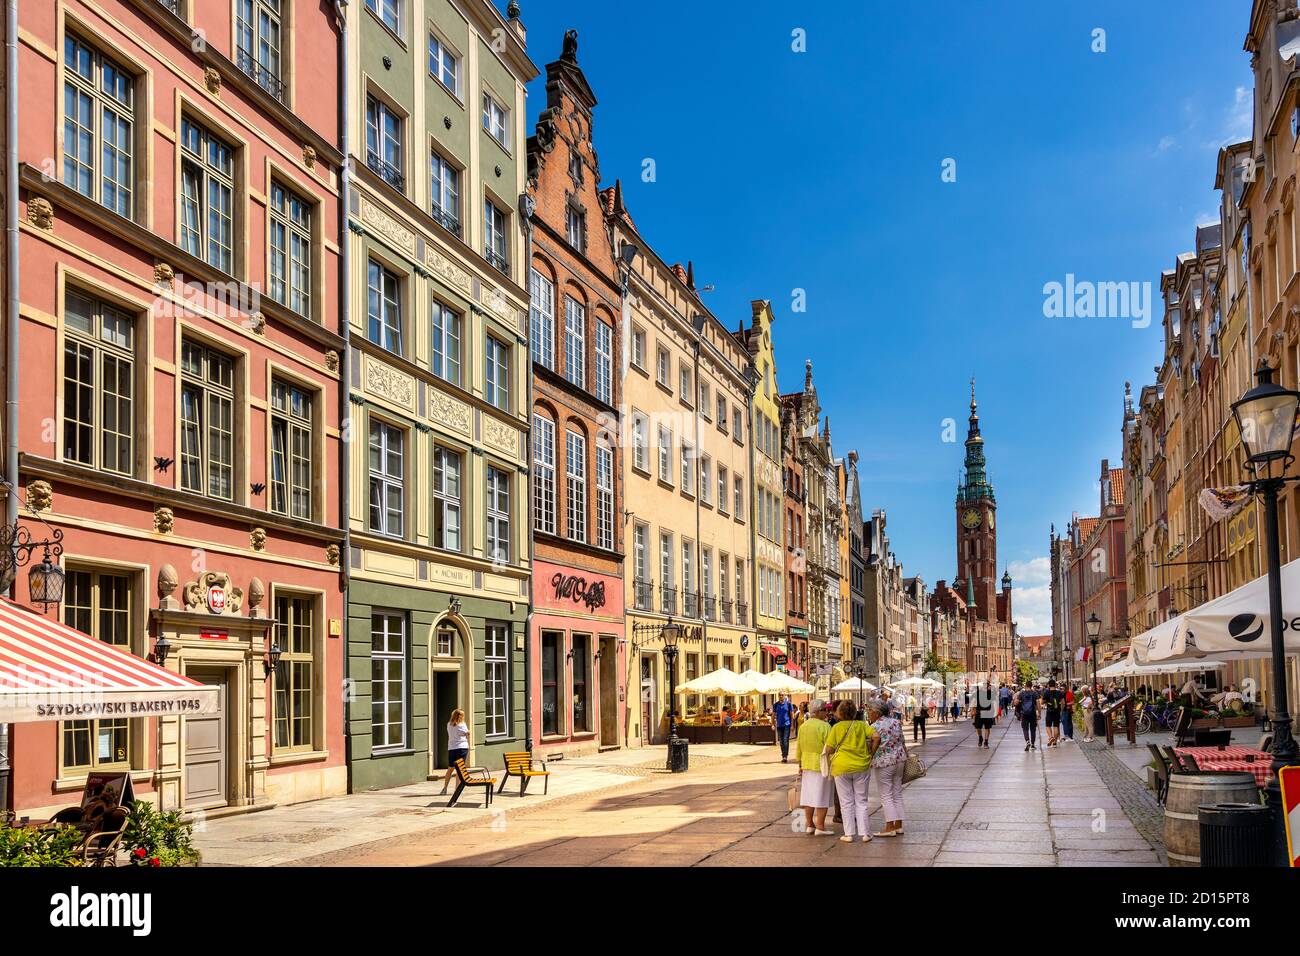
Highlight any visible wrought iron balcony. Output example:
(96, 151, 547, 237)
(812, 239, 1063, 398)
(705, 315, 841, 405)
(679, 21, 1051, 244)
(366, 151, 406, 192)
(236, 48, 286, 102)
(660, 585, 678, 616)
(720, 599, 733, 624)
(483, 247, 510, 275)
(634, 579, 654, 612)
(155, 0, 181, 15)
(735, 602, 749, 627)
(703, 597, 717, 622)
(683, 591, 699, 619)
(431, 203, 461, 239)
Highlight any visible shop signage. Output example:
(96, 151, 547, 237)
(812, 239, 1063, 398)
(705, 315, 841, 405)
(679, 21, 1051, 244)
(551, 573, 606, 611)
(740, 635, 750, 649)
(776, 654, 788, 665)
(200, 630, 228, 641)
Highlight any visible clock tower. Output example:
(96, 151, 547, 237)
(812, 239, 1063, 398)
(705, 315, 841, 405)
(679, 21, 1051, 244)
(956, 381, 998, 621)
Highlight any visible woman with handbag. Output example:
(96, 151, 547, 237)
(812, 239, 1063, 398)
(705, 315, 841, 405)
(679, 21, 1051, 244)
(821, 699, 879, 843)
(868, 697, 909, 837)
(795, 699, 834, 836)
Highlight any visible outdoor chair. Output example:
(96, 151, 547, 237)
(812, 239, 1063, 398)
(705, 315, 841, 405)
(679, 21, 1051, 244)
(1193, 728, 1232, 748)
(498, 751, 550, 796)
(77, 806, 128, 867)
(1181, 752, 1202, 771)
(39, 806, 84, 831)
(1257, 733, 1273, 752)
(448, 759, 495, 809)
(1158, 745, 1188, 774)
(1147, 744, 1171, 804)
(1171, 707, 1194, 747)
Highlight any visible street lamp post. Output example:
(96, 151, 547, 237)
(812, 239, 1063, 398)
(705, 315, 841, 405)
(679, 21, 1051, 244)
(1230, 363, 1300, 866)
(1087, 614, 1101, 696)
(661, 618, 685, 773)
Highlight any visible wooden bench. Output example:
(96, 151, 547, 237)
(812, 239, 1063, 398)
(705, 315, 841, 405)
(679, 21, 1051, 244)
(498, 751, 549, 796)
(448, 758, 494, 808)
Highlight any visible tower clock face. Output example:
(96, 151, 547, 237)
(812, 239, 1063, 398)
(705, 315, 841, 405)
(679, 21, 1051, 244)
(962, 509, 982, 530)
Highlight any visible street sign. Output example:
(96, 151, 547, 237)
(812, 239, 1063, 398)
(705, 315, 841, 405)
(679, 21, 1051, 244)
(1282, 765, 1300, 868)
(775, 654, 788, 665)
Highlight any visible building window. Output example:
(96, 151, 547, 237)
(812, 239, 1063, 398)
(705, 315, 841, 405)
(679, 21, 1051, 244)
(734, 476, 745, 519)
(699, 382, 711, 419)
(428, 32, 460, 96)
(660, 531, 674, 594)
(633, 523, 649, 584)
(179, 118, 234, 273)
(566, 431, 587, 543)
(430, 151, 461, 236)
(572, 634, 590, 732)
(63, 35, 134, 218)
(370, 612, 406, 751)
(236, 0, 284, 99)
(632, 412, 648, 472)
(657, 425, 672, 483)
(270, 380, 313, 520)
(541, 631, 562, 736)
(430, 301, 462, 385)
(432, 445, 462, 551)
(63, 290, 134, 476)
(717, 396, 728, 432)
(532, 414, 555, 535)
(485, 623, 510, 737)
(679, 366, 692, 403)
(656, 346, 670, 387)
(485, 335, 510, 411)
(272, 593, 315, 752)
(486, 465, 511, 563)
(367, 420, 404, 537)
(435, 624, 455, 658)
(366, 0, 402, 34)
(631, 326, 646, 369)
(596, 445, 614, 551)
(61, 569, 133, 774)
(717, 465, 729, 516)
(700, 456, 712, 506)
(680, 443, 693, 494)
(682, 540, 695, 604)
(179, 341, 235, 500)
(595, 321, 613, 405)
(565, 203, 586, 250)
(484, 198, 509, 273)
(482, 91, 510, 148)
(733, 408, 744, 438)
(365, 95, 404, 190)
(366, 260, 402, 355)
(269, 182, 312, 316)
(564, 297, 586, 388)
(528, 269, 555, 370)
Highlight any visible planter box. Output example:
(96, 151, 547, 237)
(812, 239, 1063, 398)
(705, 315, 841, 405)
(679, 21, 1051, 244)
(1146, 767, 1159, 792)
(1221, 716, 1257, 729)
(723, 725, 751, 745)
(1190, 718, 1220, 730)
(682, 725, 723, 744)
(750, 725, 776, 745)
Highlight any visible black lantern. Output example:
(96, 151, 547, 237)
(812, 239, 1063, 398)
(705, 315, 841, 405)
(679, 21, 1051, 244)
(28, 550, 65, 610)
(1232, 364, 1300, 471)
(151, 634, 173, 668)
(265, 642, 283, 677)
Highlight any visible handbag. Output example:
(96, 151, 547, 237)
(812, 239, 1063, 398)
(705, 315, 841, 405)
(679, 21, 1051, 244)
(902, 753, 926, 783)
(787, 783, 800, 812)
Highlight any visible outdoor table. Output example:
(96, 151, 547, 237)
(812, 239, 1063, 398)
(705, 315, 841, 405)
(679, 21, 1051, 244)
(1174, 746, 1273, 787)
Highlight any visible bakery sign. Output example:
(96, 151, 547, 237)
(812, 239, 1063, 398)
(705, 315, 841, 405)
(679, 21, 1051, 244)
(551, 573, 606, 612)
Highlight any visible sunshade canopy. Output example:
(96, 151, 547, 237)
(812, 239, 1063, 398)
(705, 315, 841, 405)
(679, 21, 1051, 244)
(1096, 647, 1228, 678)
(1132, 558, 1300, 664)
(676, 667, 756, 696)
(0, 596, 218, 723)
(831, 676, 877, 692)
(763, 671, 817, 695)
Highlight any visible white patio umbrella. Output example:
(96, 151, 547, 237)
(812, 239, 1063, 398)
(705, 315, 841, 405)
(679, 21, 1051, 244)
(892, 676, 944, 689)
(831, 676, 877, 692)
(763, 671, 817, 695)
(676, 667, 758, 696)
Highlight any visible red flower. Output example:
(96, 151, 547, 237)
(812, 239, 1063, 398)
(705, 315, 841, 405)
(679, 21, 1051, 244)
(133, 847, 146, 858)
(148, 857, 160, 867)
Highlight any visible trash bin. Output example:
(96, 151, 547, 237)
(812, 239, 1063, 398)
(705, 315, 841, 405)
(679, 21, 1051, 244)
(667, 736, 689, 773)
(1198, 803, 1273, 867)
(1092, 711, 1106, 737)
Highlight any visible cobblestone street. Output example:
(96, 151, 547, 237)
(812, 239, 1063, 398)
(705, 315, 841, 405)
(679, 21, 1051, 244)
(203, 715, 1165, 867)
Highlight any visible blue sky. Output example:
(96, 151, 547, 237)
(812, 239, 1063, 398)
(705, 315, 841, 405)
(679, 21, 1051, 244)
(517, 1, 1252, 632)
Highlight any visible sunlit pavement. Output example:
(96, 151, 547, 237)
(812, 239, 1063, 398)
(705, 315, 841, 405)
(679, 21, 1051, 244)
(288, 715, 1162, 867)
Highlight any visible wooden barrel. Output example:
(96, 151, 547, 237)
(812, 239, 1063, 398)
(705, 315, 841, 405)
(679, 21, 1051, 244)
(1164, 772, 1261, 867)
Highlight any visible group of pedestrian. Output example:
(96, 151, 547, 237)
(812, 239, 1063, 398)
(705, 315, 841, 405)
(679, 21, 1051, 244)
(794, 696, 909, 842)
(1002, 679, 1078, 750)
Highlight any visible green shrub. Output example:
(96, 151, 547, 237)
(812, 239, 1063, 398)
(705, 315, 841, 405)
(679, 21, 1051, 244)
(122, 800, 199, 867)
(0, 823, 84, 867)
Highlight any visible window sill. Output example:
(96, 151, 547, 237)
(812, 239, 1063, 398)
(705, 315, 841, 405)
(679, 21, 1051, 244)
(539, 734, 569, 743)
(655, 380, 673, 396)
(364, 8, 409, 50)
(370, 747, 416, 759)
(630, 361, 649, 378)
(657, 477, 675, 492)
(631, 463, 652, 480)
(269, 749, 329, 767)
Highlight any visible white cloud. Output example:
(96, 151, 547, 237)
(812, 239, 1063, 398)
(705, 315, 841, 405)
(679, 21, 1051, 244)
(1156, 134, 1177, 153)
(1008, 557, 1051, 635)
(1203, 86, 1253, 150)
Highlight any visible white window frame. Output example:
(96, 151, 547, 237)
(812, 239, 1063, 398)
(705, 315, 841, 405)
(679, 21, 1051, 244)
(486, 465, 511, 564)
(595, 321, 613, 405)
(564, 296, 586, 388)
(596, 444, 614, 551)
(529, 269, 555, 370)
(565, 430, 587, 543)
(481, 90, 510, 148)
(532, 414, 556, 535)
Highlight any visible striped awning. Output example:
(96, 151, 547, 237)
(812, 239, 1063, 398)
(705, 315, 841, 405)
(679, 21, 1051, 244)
(0, 596, 218, 723)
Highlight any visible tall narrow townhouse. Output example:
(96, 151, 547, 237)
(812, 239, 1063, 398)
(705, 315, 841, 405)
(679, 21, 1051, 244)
(343, 0, 538, 791)
(7, 0, 346, 815)
(781, 400, 808, 677)
(836, 457, 850, 669)
(738, 301, 785, 674)
(607, 184, 755, 744)
(844, 452, 870, 673)
(525, 30, 625, 757)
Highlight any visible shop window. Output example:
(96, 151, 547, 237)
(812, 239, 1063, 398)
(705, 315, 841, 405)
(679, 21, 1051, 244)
(572, 634, 590, 733)
(273, 593, 316, 753)
(370, 611, 407, 751)
(541, 631, 562, 736)
(61, 569, 133, 773)
(485, 623, 510, 738)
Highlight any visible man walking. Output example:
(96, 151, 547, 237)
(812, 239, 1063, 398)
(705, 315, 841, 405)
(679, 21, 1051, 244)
(1042, 679, 1066, 747)
(998, 683, 1012, 721)
(1061, 683, 1076, 742)
(773, 693, 794, 763)
(912, 694, 928, 743)
(1019, 683, 1041, 750)
(973, 680, 997, 748)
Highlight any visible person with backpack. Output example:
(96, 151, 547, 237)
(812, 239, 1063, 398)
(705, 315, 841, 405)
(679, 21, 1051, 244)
(972, 679, 997, 748)
(1019, 683, 1041, 750)
(1061, 684, 1076, 742)
(1041, 679, 1066, 747)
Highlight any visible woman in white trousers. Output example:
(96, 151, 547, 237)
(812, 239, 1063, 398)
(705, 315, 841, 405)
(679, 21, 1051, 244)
(822, 700, 880, 843)
(868, 698, 908, 837)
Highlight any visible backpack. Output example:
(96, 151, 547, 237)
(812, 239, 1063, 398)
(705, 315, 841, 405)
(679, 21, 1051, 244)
(1019, 692, 1037, 717)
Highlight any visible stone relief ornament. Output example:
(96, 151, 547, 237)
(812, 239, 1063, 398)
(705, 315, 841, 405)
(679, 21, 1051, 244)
(247, 576, 265, 611)
(429, 391, 471, 435)
(183, 570, 244, 616)
(326, 543, 340, 566)
(157, 564, 178, 603)
(482, 417, 517, 457)
(250, 527, 268, 552)
(325, 350, 340, 373)
(364, 360, 415, 409)
(154, 506, 175, 535)
(425, 245, 472, 295)
(247, 312, 267, 335)
(153, 262, 175, 287)
(27, 197, 53, 230)
(25, 480, 52, 513)
(204, 67, 222, 95)
(359, 197, 415, 256)
(302, 145, 317, 169)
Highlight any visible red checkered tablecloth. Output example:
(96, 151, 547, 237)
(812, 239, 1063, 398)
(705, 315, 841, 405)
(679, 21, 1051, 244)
(1175, 747, 1273, 787)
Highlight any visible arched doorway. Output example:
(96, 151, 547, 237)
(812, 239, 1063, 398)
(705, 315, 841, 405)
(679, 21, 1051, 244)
(428, 612, 472, 778)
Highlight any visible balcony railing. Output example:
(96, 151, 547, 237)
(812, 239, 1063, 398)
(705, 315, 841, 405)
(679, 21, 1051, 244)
(236, 48, 286, 103)
(703, 597, 717, 622)
(720, 599, 733, 624)
(484, 247, 510, 275)
(735, 602, 749, 627)
(683, 591, 699, 619)
(155, 0, 181, 15)
(634, 579, 654, 612)
(366, 151, 406, 192)
(431, 203, 462, 239)
(660, 586, 677, 616)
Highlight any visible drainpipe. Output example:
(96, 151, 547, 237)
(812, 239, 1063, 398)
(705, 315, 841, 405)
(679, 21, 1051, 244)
(2, 0, 20, 812)
(519, 193, 535, 755)
(333, 0, 351, 785)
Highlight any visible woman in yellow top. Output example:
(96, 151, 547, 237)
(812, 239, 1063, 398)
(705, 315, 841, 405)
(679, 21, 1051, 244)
(795, 700, 835, 836)
(821, 700, 879, 842)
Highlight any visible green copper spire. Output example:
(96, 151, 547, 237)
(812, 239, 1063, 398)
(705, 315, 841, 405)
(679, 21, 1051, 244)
(965, 572, 976, 609)
(959, 378, 995, 503)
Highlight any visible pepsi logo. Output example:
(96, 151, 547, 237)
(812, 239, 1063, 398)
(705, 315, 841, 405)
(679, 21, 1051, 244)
(1228, 613, 1264, 643)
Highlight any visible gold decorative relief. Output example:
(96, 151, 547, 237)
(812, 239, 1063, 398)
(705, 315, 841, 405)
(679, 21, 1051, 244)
(154, 262, 175, 287)
(250, 527, 268, 552)
(154, 507, 175, 534)
(303, 145, 317, 169)
(204, 67, 222, 95)
(26, 480, 52, 512)
(326, 544, 341, 566)
(325, 350, 340, 372)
